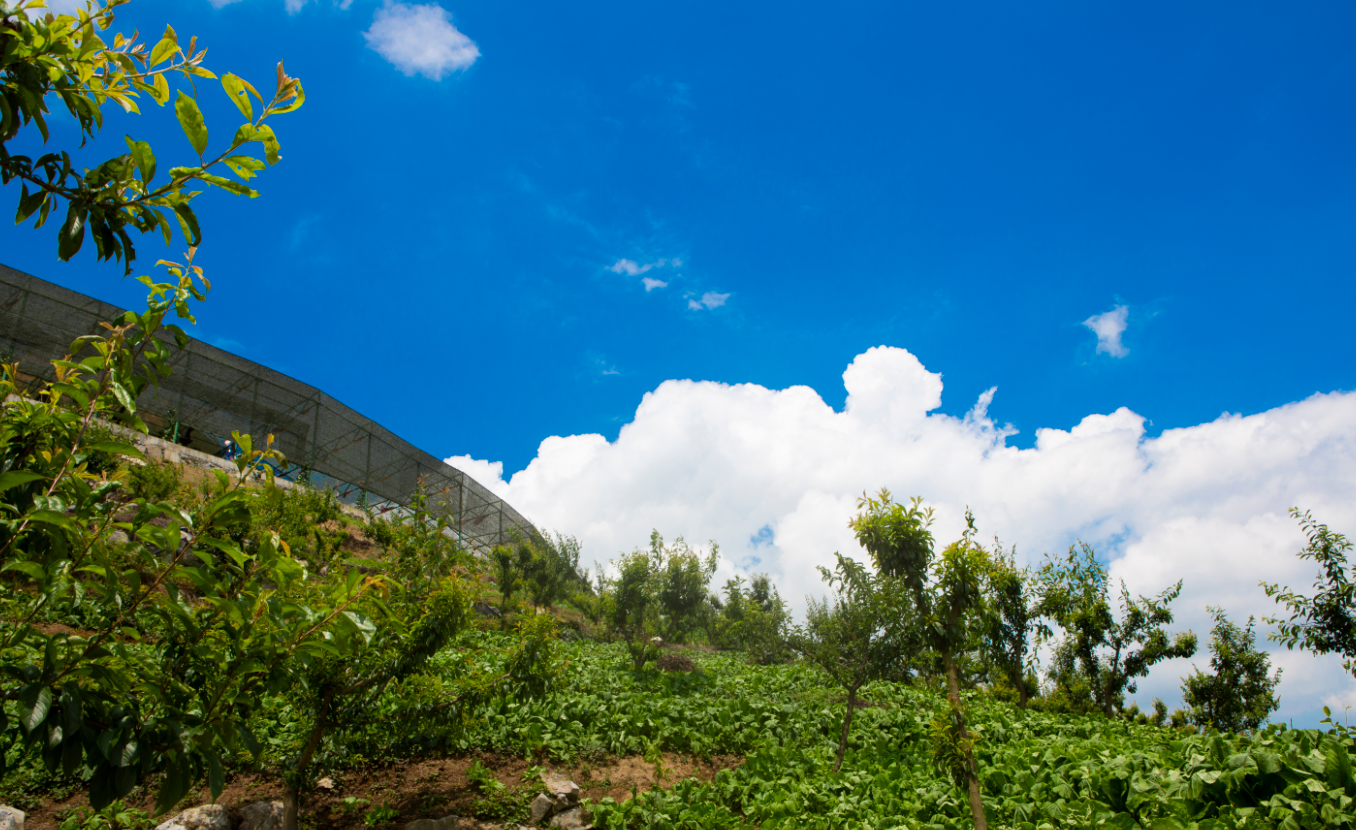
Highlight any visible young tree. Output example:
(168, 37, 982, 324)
(2, 0, 302, 272)
(982, 541, 1045, 709)
(607, 548, 662, 670)
(0, 262, 377, 814)
(1039, 542, 1197, 718)
(1181, 607, 1281, 733)
(849, 492, 990, 830)
(793, 554, 907, 772)
(520, 531, 584, 611)
(489, 543, 520, 627)
(654, 532, 718, 643)
(1262, 509, 1356, 676)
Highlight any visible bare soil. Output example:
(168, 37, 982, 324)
(21, 752, 743, 829)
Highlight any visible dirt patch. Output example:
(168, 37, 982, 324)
(19, 752, 744, 829)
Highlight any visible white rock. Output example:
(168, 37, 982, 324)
(528, 792, 556, 825)
(0, 804, 24, 830)
(317, 777, 335, 790)
(548, 807, 593, 830)
(539, 772, 580, 803)
(235, 800, 284, 830)
(155, 804, 229, 830)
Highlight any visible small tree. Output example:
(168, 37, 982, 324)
(1262, 508, 1356, 676)
(1039, 542, 1197, 718)
(489, 544, 520, 627)
(521, 531, 584, 610)
(1181, 607, 1281, 733)
(849, 492, 990, 830)
(982, 541, 1045, 709)
(607, 548, 662, 670)
(654, 532, 718, 643)
(793, 554, 907, 772)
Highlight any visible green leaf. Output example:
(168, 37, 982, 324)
(20, 685, 52, 733)
(58, 202, 87, 261)
(150, 72, 171, 105)
(84, 441, 144, 460)
(199, 173, 257, 198)
(2, 560, 47, 581)
(222, 154, 266, 181)
(109, 380, 135, 412)
(207, 751, 224, 799)
(174, 91, 209, 157)
(15, 184, 46, 224)
(230, 123, 281, 165)
(173, 204, 202, 246)
(0, 470, 47, 493)
(28, 509, 81, 534)
(148, 25, 178, 66)
(221, 73, 256, 120)
(125, 136, 156, 183)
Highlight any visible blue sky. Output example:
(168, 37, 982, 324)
(7, 0, 1356, 721)
(5, 0, 1354, 472)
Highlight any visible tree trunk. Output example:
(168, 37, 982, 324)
(1015, 669, 1028, 710)
(834, 686, 858, 773)
(944, 654, 988, 830)
(283, 718, 327, 830)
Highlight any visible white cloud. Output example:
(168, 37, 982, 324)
(608, 259, 652, 277)
(443, 455, 511, 500)
(642, 277, 668, 292)
(688, 291, 729, 310)
(364, 2, 479, 81)
(1084, 304, 1130, 357)
(453, 345, 1356, 725)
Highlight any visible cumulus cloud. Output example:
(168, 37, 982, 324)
(364, 2, 479, 80)
(1084, 304, 1130, 357)
(642, 277, 668, 292)
(688, 291, 729, 310)
(451, 345, 1356, 724)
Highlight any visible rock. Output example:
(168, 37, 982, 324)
(317, 777, 335, 790)
(0, 804, 24, 830)
(548, 807, 593, 830)
(539, 771, 580, 804)
(235, 800, 284, 830)
(528, 793, 556, 825)
(472, 602, 501, 618)
(155, 804, 229, 830)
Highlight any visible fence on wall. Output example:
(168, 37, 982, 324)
(0, 263, 539, 552)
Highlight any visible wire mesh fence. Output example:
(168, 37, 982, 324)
(0, 262, 539, 551)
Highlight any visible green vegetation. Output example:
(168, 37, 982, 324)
(5, 3, 1356, 829)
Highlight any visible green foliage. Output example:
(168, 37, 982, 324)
(57, 801, 155, 830)
(519, 531, 584, 611)
(1263, 508, 1356, 677)
(982, 540, 1045, 709)
(1039, 542, 1198, 718)
(653, 533, 718, 644)
(793, 553, 907, 771)
(0, 0, 304, 272)
(715, 574, 791, 665)
(121, 457, 182, 503)
(1182, 607, 1282, 733)
(0, 259, 370, 815)
(607, 546, 662, 670)
(363, 802, 400, 827)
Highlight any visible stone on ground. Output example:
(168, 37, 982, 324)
(155, 804, 229, 830)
